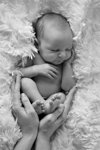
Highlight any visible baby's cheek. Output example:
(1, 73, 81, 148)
(66, 51, 71, 60)
(43, 54, 53, 62)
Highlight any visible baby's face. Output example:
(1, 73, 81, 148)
(38, 23, 73, 65)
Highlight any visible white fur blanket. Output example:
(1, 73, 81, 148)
(0, 0, 100, 150)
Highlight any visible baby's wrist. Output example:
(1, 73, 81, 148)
(32, 65, 40, 76)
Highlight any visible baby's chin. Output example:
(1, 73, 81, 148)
(50, 60, 64, 65)
(45, 58, 65, 65)
(54, 59, 65, 65)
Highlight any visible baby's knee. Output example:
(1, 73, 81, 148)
(21, 78, 36, 88)
(21, 78, 29, 87)
(21, 78, 33, 89)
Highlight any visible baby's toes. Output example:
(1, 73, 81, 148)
(40, 103, 46, 113)
(49, 100, 54, 109)
(33, 101, 45, 114)
(51, 94, 61, 102)
(52, 93, 65, 104)
(44, 100, 54, 114)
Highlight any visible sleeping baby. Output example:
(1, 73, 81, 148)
(19, 12, 76, 114)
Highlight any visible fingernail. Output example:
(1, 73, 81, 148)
(59, 104, 64, 108)
(22, 93, 25, 97)
(58, 105, 64, 111)
(21, 93, 27, 99)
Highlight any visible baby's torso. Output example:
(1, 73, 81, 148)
(33, 53, 62, 98)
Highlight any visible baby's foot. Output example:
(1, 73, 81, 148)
(33, 100, 45, 114)
(44, 93, 66, 114)
(43, 100, 54, 114)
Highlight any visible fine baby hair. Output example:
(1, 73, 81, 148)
(33, 12, 73, 45)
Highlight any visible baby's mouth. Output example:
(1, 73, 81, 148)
(55, 59, 64, 64)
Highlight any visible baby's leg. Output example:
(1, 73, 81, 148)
(44, 92, 66, 114)
(21, 78, 45, 114)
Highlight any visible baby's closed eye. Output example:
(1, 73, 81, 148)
(50, 49, 60, 52)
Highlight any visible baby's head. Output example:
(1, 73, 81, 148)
(34, 12, 73, 65)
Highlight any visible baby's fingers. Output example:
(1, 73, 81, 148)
(48, 71, 57, 79)
(51, 67, 58, 75)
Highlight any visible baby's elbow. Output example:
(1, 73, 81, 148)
(61, 79, 76, 92)
(61, 82, 70, 92)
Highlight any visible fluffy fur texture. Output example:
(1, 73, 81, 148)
(0, 0, 100, 150)
(51, 1, 100, 150)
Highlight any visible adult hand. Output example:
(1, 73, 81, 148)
(38, 104, 65, 141)
(38, 86, 76, 140)
(12, 74, 39, 137)
(62, 86, 77, 119)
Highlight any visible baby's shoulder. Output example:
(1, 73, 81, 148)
(25, 57, 34, 67)
(33, 53, 45, 65)
(24, 53, 40, 67)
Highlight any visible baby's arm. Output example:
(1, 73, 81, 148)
(18, 56, 40, 78)
(18, 54, 58, 79)
(18, 54, 42, 77)
(61, 54, 76, 92)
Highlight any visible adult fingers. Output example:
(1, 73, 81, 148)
(13, 74, 22, 107)
(21, 93, 35, 113)
(63, 86, 77, 118)
(11, 78, 15, 96)
(15, 74, 21, 94)
(49, 104, 64, 122)
(54, 102, 71, 129)
(54, 112, 65, 130)
(12, 105, 24, 119)
(65, 86, 76, 106)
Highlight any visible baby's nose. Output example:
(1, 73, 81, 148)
(59, 51, 66, 59)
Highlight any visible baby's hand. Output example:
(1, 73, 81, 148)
(37, 64, 58, 79)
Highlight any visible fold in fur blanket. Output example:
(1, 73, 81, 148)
(0, 0, 100, 150)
